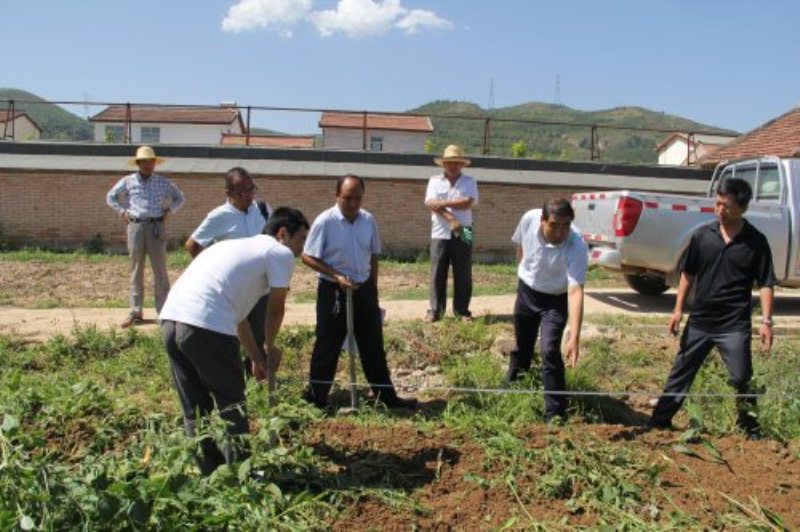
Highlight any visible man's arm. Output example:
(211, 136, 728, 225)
(302, 253, 356, 290)
(759, 286, 774, 352)
(263, 287, 288, 381)
(669, 272, 695, 336)
(106, 178, 128, 219)
(236, 319, 267, 381)
(565, 284, 584, 368)
(426, 197, 474, 211)
(167, 179, 186, 213)
(184, 238, 204, 258)
(516, 245, 523, 264)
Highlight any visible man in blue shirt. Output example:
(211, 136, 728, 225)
(106, 146, 185, 327)
(302, 174, 416, 410)
(184, 167, 272, 375)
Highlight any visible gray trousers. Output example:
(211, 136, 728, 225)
(429, 235, 473, 318)
(127, 221, 170, 315)
(651, 324, 755, 426)
(162, 320, 249, 476)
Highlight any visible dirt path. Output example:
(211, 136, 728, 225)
(3, 289, 800, 342)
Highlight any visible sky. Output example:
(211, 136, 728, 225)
(1, 0, 798, 135)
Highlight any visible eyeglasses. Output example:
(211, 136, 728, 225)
(231, 185, 257, 197)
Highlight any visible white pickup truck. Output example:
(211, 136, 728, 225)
(572, 156, 800, 295)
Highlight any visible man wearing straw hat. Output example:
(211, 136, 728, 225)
(424, 144, 479, 322)
(301, 174, 416, 410)
(106, 146, 185, 327)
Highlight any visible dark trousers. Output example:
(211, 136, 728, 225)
(651, 324, 755, 427)
(306, 280, 397, 405)
(429, 235, 473, 318)
(505, 281, 569, 419)
(242, 294, 269, 377)
(162, 320, 249, 475)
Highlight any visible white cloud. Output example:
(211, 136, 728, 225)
(221, 0, 452, 38)
(395, 9, 453, 34)
(221, 0, 313, 35)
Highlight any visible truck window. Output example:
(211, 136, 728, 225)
(757, 163, 781, 202)
(733, 165, 758, 194)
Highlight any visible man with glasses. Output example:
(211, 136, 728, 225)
(185, 167, 273, 374)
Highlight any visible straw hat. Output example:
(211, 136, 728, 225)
(434, 144, 471, 166)
(129, 146, 165, 166)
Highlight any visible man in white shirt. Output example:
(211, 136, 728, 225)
(184, 167, 272, 375)
(302, 175, 416, 410)
(505, 198, 588, 423)
(160, 207, 309, 475)
(424, 145, 479, 322)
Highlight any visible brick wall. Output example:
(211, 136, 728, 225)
(0, 168, 579, 259)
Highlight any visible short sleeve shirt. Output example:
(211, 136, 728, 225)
(425, 173, 479, 239)
(159, 235, 294, 336)
(190, 201, 266, 247)
(512, 209, 588, 295)
(303, 205, 382, 284)
(682, 220, 776, 332)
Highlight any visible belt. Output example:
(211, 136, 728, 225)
(129, 216, 164, 223)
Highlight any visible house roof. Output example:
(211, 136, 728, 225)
(221, 133, 315, 148)
(319, 112, 433, 132)
(90, 105, 243, 128)
(0, 110, 42, 132)
(698, 106, 800, 166)
(656, 132, 736, 152)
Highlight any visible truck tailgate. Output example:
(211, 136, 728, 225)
(571, 191, 624, 246)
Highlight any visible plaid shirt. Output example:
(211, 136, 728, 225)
(106, 172, 185, 218)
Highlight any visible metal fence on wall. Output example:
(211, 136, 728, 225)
(0, 98, 738, 165)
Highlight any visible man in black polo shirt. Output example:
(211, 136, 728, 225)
(648, 178, 775, 438)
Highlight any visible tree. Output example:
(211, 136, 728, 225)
(511, 139, 527, 158)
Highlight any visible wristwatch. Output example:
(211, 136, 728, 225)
(762, 318, 773, 326)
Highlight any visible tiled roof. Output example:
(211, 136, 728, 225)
(90, 105, 242, 126)
(319, 112, 433, 132)
(698, 106, 800, 166)
(221, 134, 315, 148)
(0, 110, 42, 131)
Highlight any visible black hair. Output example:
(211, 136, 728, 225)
(265, 207, 309, 237)
(225, 166, 252, 192)
(336, 174, 365, 195)
(717, 177, 753, 208)
(541, 197, 575, 221)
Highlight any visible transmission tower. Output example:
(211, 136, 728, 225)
(554, 74, 561, 106)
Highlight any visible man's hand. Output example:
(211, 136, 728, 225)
(122, 211, 130, 224)
(759, 323, 773, 353)
(265, 345, 283, 379)
(334, 273, 358, 291)
(162, 208, 171, 222)
(566, 336, 580, 368)
(252, 358, 268, 382)
(668, 311, 683, 336)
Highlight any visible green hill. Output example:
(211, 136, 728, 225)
(410, 100, 738, 164)
(0, 88, 93, 141)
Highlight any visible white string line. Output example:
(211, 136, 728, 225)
(265, 377, 799, 400)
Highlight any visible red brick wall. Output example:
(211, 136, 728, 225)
(0, 169, 581, 258)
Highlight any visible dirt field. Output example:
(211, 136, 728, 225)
(309, 419, 800, 529)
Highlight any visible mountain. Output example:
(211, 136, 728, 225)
(0, 88, 93, 140)
(409, 100, 738, 164)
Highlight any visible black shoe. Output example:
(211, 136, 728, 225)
(301, 389, 329, 410)
(379, 396, 418, 409)
(737, 416, 762, 440)
(646, 417, 674, 430)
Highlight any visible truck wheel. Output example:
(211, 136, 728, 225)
(624, 274, 669, 296)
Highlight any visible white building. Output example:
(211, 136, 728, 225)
(319, 112, 433, 152)
(89, 105, 244, 145)
(657, 132, 736, 166)
(0, 110, 42, 141)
